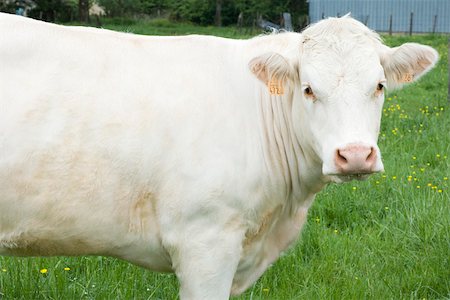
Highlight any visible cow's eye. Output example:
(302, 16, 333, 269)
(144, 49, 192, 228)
(377, 83, 384, 91)
(304, 86, 314, 97)
(375, 82, 385, 97)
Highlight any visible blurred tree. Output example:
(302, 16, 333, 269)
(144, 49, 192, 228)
(64, 0, 78, 21)
(231, 0, 308, 28)
(214, 0, 222, 26)
(5, 0, 308, 28)
(27, 0, 75, 22)
(79, 0, 89, 22)
(168, 0, 214, 25)
(98, 0, 144, 17)
(0, 0, 17, 14)
(140, 0, 168, 16)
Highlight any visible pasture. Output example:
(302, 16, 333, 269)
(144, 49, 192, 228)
(0, 20, 449, 299)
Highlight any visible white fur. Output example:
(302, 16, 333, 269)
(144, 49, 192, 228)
(0, 13, 438, 299)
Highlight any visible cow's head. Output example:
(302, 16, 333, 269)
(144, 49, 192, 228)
(249, 16, 438, 183)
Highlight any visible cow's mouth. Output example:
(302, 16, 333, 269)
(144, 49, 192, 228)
(328, 173, 372, 183)
(342, 173, 371, 181)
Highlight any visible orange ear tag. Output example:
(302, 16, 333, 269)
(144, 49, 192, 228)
(267, 79, 284, 95)
(402, 73, 414, 83)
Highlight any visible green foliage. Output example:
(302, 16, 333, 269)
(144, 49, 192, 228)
(0, 0, 308, 27)
(28, 0, 76, 22)
(0, 0, 15, 14)
(139, 0, 167, 15)
(165, 0, 307, 27)
(97, 0, 159, 17)
(235, 0, 288, 21)
(168, 0, 215, 25)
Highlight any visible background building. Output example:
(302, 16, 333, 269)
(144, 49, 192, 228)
(308, 0, 450, 33)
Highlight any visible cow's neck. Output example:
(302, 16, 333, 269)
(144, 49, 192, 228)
(258, 89, 300, 206)
(256, 88, 322, 211)
(233, 88, 326, 293)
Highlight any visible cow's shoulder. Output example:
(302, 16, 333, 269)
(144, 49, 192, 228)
(231, 193, 315, 295)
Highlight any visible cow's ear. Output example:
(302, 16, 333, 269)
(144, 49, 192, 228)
(249, 52, 296, 85)
(380, 43, 438, 89)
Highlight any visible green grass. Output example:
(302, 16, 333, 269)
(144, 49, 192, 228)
(1, 22, 449, 299)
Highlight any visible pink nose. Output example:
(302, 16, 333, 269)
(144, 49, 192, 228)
(335, 144, 378, 174)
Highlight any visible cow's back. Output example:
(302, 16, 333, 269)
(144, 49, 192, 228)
(0, 13, 262, 270)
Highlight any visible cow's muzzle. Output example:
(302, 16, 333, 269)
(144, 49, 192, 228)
(334, 144, 381, 175)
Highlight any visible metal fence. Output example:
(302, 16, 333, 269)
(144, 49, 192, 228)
(309, 0, 450, 34)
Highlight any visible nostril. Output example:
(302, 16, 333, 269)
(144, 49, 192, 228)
(336, 149, 348, 164)
(334, 145, 378, 174)
(366, 147, 377, 163)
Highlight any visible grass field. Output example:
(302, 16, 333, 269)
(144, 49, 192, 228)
(0, 20, 449, 299)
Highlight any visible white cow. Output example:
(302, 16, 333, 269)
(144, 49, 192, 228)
(0, 13, 438, 299)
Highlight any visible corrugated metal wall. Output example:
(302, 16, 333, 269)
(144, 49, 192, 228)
(309, 0, 450, 33)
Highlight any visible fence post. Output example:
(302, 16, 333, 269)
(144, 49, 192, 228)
(448, 38, 450, 103)
(282, 12, 293, 31)
(409, 12, 413, 35)
(236, 12, 243, 34)
(389, 14, 393, 35)
(252, 18, 256, 35)
(364, 15, 369, 26)
(432, 15, 437, 34)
